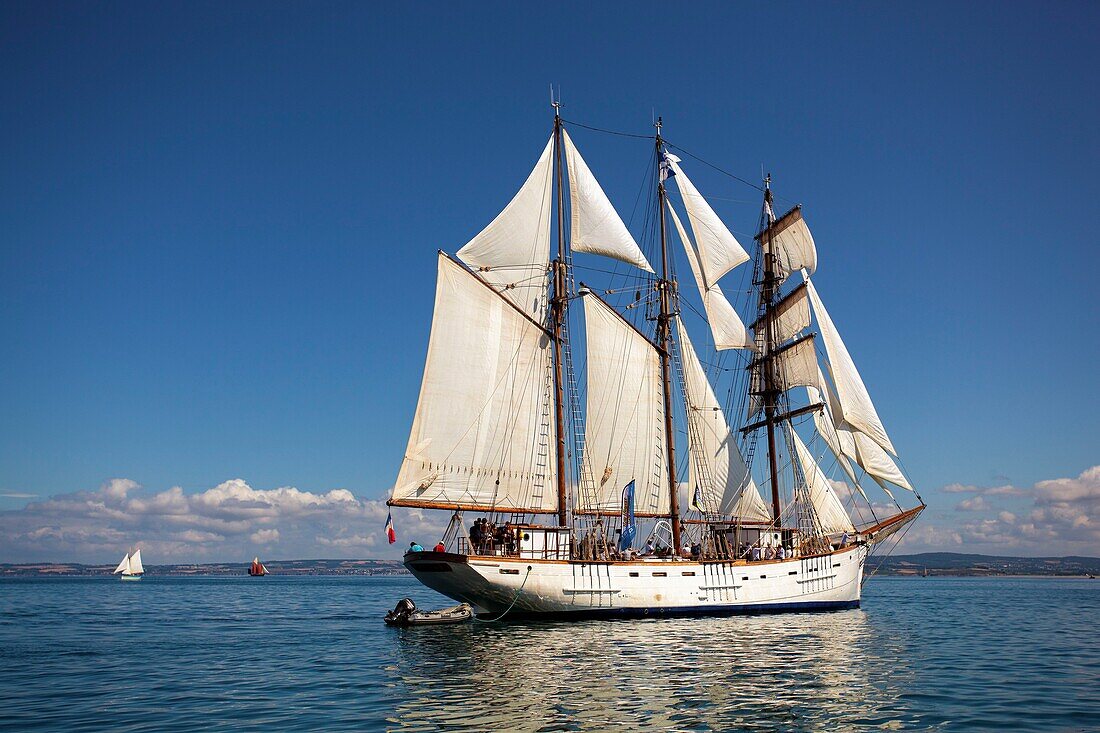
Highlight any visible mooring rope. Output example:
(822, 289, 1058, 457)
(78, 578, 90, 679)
(472, 565, 532, 623)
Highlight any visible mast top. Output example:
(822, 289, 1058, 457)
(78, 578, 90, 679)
(550, 85, 562, 118)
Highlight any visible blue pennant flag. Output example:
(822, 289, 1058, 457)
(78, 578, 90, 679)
(691, 485, 704, 512)
(619, 480, 637, 551)
(659, 150, 678, 182)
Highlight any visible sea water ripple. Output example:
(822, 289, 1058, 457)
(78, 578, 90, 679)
(0, 576, 1097, 732)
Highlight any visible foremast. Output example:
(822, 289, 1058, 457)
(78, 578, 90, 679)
(757, 178, 784, 524)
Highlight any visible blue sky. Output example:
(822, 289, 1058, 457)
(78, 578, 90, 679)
(1, 1, 1097, 561)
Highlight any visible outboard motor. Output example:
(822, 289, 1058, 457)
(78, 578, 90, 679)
(384, 597, 417, 626)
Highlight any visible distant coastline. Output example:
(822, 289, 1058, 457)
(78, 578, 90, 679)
(1, 553, 1098, 578)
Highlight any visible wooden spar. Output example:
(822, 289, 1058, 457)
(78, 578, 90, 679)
(551, 109, 569, 528)
(654, 120, 682, 552)
(753, 204, 805, 244)
(760, 180, 783, 525)
(740, 402, 824, 434)
(858, 504, 925, 538)
(388, 497, 561, 514)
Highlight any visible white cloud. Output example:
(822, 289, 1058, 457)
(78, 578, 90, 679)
(942, 482, 1025, 497)
(250, 529, 280, 544)
(0, 477, 442, 563)
(899, 466, 1100, 555)
(956, 496, 989, 512)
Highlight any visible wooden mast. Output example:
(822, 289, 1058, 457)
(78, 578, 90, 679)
(655, 119, 682, 552)
(550, 101, 570, 528)
(759, 176, 783, 524)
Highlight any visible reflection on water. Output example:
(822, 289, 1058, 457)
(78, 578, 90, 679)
(390, 611, 916, 732)
(0, 576, 1097, 732)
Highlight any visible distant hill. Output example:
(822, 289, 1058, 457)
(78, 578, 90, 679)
(869, 553, 1100, 577)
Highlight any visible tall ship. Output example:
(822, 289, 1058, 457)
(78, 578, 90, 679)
(113, 548, 144, 581)
(388, 106, 924, 619)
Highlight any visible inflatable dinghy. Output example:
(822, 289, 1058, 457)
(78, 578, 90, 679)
(384, 597, 473, 626)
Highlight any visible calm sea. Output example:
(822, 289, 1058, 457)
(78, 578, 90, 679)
(0, 575, 1096, 732)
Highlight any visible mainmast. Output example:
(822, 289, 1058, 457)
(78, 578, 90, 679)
(759, 176, 783, 524)
(655, 118, 682, 551)
(550, 101, 569, 528)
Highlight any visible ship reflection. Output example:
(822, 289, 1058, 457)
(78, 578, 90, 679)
(387, 610, 918, 731)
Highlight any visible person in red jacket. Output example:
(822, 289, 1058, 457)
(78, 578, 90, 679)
(433, 541, 446, 553)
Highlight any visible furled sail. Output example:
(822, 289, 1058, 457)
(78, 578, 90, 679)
(580, 294, 668, 515)
(806, 280, 897, 455)
(791, 430, 855, 534)
(756, 205, 817, 277)
(751, 282, 810, 345)
(676, 317, 770, 522)
(666, 155, 749, 287)
(667, 201, 753, 350)
(562, 129, 654, 272)
(457, 136, 554, 320)
(113, 554, 130, 575)
(391, 253, 558, 513)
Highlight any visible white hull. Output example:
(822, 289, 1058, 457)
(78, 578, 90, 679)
(119, 574, 142, 581)
(405, 544, 866, 619)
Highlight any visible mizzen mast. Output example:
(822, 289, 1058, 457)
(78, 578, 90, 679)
(551, 99, 569, 528)
(654, 117, 682, 551)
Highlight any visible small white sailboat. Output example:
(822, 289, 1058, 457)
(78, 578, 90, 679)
(113, 549, 144, 581)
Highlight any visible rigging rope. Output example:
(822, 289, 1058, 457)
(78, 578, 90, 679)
(560, 117, 654, 139)
(560, 116, 796, 204)
(472, 565, 533, 623)
(862, 518, 917, 588)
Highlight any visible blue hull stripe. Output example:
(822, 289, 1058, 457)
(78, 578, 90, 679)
(483, 599, 860, 622)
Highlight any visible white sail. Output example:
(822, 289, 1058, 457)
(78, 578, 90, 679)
(751, 335, 820, 396)
(666, 155, 749, 287)
(806, 280, 897, 455)
(128, 550, 144, 575)
(808, 382, 863, 489)
(760, 206, 817, 277)
(753, 282, 810, 345)
(791, 430, 855, 534)
(457, 135, 554, 320)
(580, 294, 668, 515)
(562, 129, 653, 272)
(677, 317, 770, 522)
(391, 254, 558, 513)
(113, 553, 130, 575)
(668, 202, 753, 350)
(853, 431, 914, 492)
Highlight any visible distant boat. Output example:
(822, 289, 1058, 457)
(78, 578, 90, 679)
(113, 549, 144, 581)
(248, 557, 269, 577)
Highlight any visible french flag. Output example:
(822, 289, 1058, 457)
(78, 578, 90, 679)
(384, 511, 396, 545)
